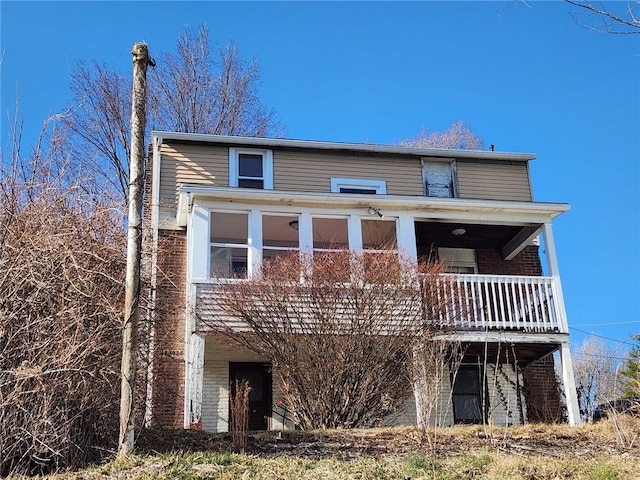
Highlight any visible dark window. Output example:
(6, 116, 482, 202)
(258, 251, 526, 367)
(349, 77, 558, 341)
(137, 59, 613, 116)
(238, 153, 264, 189)
(452, 365, 486, 424)
(339, 187, 377, 194)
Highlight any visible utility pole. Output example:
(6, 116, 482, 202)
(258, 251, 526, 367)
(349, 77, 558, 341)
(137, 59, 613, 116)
(118, 42, 152, 457)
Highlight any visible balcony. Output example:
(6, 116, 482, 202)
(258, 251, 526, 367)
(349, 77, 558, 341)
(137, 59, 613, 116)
(192, 273, 566, 335)
(436, 274, 564, 333)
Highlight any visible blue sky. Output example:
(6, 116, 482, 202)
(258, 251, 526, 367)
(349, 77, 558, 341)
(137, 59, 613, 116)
(1, 1, 638, 354)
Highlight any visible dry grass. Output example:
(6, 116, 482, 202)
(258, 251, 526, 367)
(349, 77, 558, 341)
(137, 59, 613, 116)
(18, 419, 639, 480)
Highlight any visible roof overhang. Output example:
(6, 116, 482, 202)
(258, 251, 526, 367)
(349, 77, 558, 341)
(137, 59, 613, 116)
(176, 184, 569, 228)
(153, 130, 536, 162)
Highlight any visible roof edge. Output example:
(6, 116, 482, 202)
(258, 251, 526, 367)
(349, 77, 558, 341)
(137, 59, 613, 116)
(152, 130, 537, 162)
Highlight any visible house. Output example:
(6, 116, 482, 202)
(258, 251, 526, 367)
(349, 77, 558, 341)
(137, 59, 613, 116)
(144, 131, 581, 432)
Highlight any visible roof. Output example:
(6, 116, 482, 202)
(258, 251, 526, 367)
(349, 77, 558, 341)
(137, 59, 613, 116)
(152, 130, 537, 162)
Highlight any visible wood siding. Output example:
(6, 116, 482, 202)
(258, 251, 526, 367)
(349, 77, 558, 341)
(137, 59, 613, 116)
(158, 142, 534, 209)
(274, 149, 423, 195)
(159, 142, 228, 210)
(457, 161, 532, 201)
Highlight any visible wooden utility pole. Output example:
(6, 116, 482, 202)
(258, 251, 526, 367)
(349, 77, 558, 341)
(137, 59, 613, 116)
(118, 43, 152, 457)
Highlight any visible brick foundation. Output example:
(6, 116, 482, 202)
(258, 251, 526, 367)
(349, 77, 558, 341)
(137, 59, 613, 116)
(522, 353, 563, 423)
(151, 229, 188, 428)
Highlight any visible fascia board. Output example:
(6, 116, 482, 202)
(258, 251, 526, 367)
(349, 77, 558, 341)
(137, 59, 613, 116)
(178, 185, 570, 225)
(153, 131, 536, 162)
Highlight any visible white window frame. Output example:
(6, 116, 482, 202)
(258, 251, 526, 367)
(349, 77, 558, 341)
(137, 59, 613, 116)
(229, 147, 274, 189)
(330, 177, 387, 194)
(438, 247, 478, 273)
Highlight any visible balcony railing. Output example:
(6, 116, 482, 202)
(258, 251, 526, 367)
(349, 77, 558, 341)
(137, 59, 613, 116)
(438, 274, 564, 333)
(193, 274, 566, 334)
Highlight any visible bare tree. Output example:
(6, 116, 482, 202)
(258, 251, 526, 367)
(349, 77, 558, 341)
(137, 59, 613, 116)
(59, 25, 281, 205)
(565, 1, 640, 34)
(398, 120, 484, 150)
(572, 338, 621, 421)
(201, 249, 463, 430)
(0, 110, 125, 475)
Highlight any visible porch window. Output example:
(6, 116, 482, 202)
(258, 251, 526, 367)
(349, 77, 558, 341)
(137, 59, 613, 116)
(438, 247, 477, 273)
(312, 217, 349, 250)
(262, 213, 300, 268)
(229, 148, 273, 189)
(362, 219, 399, 281)
(210, 211, 249, 278)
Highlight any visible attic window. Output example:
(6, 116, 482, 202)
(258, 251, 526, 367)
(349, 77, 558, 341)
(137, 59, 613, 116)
(422, 160, 456, 198)
(330, 178, 386, 194)
(229, 148, 273, 189)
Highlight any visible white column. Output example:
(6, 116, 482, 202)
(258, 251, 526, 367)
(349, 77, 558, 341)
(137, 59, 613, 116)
(559, 341, 582, 425)
(189, 204, 210, 281)
(348, 215, 363, 253)
(298, 213, 313, 254)
(542, 222, 581, 425)
(248, 210, 262, 277)
(396, 215, 417, 263)
(542, 222, 569, 333)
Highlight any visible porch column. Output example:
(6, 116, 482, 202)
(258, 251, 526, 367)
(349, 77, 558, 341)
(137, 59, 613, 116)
(298, 212, 313, 253)
(183, 283, 205, 428)
(396, 215, 417, 263)
(559, 341, 581, 425)
(542, 222, 581, 426)
(248, 210, 262, 277)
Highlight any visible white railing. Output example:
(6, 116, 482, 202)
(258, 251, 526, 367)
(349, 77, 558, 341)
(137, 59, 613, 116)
(194, 274, 566, 334)
(437, 274, 564, 333)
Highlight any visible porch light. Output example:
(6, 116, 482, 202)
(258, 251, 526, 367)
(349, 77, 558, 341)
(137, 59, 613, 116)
(451, 228, 466, 236)
(367, 207, 384, 218)
(288, 220, 299, 230)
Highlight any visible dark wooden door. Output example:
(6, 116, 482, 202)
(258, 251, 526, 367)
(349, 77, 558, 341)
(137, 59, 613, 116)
(229, 362, 272, 431)
(452, 365, 486, 424)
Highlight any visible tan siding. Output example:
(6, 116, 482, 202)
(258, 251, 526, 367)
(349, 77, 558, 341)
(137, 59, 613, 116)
(274, 150, 423, 196)
(159, 142, 228, 210)
(457, 161, 532, 201)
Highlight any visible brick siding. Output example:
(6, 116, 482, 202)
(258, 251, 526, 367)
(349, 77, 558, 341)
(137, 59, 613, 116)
(522, 353, 563, 423)
(151, 229, 188, 428)
(476, 245, 543, 276)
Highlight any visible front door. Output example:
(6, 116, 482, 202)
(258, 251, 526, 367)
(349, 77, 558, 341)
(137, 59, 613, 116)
(229, 362, 272, 431)
(452, 365, 486, 424)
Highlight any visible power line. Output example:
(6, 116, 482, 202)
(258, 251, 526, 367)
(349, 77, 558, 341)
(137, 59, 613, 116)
(571, 320, 639, 327)
(569, 327, 636, 347)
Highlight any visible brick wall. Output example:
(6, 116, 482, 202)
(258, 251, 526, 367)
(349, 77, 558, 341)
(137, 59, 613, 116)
(151, 229, 188, 428)
(522, 353, 563, 423)
(476, 245, 543, 276)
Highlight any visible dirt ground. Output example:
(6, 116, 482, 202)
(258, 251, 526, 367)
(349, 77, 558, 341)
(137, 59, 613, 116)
(136, 418, 639, 462)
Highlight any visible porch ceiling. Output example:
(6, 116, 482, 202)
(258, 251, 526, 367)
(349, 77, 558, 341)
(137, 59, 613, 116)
(415, 221, 539, 252)
(462, 341, 558, 366)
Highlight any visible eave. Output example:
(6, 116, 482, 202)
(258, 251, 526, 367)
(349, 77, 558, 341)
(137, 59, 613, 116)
(153, 130, 536, 163)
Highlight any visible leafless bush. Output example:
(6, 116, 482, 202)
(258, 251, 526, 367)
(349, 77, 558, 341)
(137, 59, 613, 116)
(0, 121, 126, 475)
(201, 249, 461, 430)
(412, 338, 465, 450)
(229, 380, 251, 452)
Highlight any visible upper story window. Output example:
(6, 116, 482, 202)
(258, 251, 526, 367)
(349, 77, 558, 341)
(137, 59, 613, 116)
(330, 178, 387, 195)
(229, 148, 274, 189)
(422, 160, 456, 198)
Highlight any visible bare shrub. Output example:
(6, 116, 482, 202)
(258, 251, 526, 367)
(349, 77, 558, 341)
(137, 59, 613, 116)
(229, 380, 252, 452)
(0, 122, 126, 475)
(201, 249, 461, 430)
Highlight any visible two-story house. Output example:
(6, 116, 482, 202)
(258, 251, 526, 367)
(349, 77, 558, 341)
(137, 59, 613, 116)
(144, 131, 581, 432)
